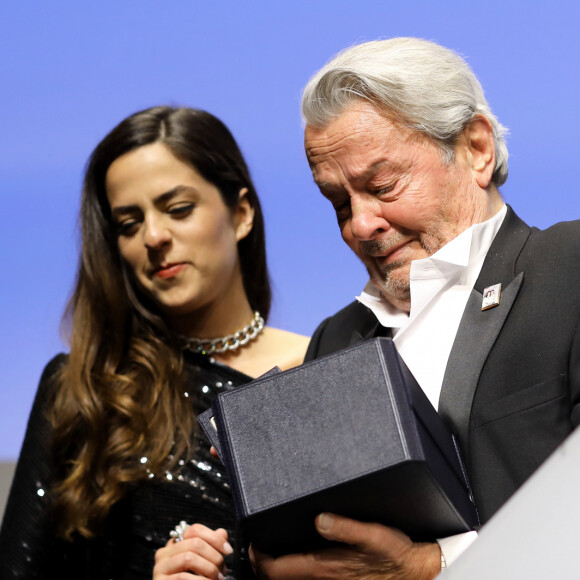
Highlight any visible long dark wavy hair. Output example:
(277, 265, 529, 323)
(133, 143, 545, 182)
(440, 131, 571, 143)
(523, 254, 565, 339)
(50, 106, 271, 539)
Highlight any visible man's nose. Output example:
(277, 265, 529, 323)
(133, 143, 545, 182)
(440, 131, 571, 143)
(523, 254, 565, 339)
(349, 195, 389, 240)
(143, 216, 171, 249)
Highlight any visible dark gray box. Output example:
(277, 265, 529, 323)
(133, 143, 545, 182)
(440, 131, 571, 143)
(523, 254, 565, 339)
(199, 338, 479, 555)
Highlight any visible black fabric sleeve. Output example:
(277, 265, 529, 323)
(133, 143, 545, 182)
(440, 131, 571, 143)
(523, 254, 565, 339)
(568, 317, 580, 429)
(0, 354, 76, 579)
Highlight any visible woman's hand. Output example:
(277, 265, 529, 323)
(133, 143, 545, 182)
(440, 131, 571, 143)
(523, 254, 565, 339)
(153, 523, 233, 579)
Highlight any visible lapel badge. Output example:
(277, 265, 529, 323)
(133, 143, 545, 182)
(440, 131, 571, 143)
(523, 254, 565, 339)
(482, 283, 502, 311)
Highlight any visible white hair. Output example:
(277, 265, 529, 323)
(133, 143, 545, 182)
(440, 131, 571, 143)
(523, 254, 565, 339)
(302, 37, 509, 186)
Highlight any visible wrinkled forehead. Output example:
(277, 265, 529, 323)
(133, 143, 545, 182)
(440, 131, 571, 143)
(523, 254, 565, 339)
(305, 114, 453, 192)
(305, 104, 422, 175)
(306, 98, 413, 144)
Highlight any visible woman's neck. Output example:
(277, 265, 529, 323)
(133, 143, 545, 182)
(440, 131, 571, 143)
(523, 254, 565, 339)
(170, 298, 255, 340)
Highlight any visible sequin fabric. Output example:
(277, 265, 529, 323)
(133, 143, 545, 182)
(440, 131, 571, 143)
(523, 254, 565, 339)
(0, 351, 254, 579)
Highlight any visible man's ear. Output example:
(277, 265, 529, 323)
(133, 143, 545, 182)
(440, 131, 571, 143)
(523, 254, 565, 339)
(234, 187, 255, 242)
(464, 115, 496, 189)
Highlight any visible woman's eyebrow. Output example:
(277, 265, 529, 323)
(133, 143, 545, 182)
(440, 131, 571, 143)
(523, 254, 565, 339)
(111, 185, 195, 217)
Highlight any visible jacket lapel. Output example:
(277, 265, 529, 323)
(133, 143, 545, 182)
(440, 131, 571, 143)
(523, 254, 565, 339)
(438, 207, 530, 453)
(348, 307, 389, 346)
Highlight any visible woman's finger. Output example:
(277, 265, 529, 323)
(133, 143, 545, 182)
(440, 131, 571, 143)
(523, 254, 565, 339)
(182, 524, 233, 557)
(154, 543, 225, 579)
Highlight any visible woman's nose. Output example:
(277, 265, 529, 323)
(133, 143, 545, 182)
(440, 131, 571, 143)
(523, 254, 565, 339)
(143, 216, 171, 249)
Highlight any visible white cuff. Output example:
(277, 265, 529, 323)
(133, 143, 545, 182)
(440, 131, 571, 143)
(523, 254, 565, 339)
(437, 530, 478, 568)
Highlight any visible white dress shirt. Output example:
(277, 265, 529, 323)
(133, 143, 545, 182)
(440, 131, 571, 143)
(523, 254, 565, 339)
(355, 204, 507, 566)
(357, 204, 507, 410)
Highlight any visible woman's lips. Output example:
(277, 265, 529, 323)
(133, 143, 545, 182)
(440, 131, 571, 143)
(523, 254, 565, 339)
(153, 263, 187, 279)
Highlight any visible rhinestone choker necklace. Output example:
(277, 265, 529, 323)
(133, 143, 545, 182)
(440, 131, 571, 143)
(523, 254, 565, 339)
(181, 311, 265, 355)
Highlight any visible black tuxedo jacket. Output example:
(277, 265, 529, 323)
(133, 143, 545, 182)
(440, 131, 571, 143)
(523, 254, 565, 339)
(305, 207, 580, 524)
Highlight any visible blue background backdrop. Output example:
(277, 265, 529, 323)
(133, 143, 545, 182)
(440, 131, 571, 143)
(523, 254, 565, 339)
(2, 0, 580, 459)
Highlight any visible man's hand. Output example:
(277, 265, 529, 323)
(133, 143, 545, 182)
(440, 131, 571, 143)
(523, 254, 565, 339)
(250, 513, 442, 579)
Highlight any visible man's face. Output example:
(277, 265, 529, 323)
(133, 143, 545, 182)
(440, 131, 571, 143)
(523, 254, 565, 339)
(304, 101, 489, 311)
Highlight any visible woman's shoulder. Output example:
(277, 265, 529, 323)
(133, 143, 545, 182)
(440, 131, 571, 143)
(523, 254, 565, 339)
(41, 353, 69, 379)
(29, 353, 69, 412)
(260, 327, 310, 371)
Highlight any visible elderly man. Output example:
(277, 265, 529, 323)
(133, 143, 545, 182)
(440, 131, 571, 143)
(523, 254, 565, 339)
(252, 37, 580, 578)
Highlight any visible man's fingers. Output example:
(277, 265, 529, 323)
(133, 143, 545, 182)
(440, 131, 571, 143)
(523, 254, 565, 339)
(251, 517, 441, 579)
(250, 545, 325, 580)
(315, 513, 411, 554)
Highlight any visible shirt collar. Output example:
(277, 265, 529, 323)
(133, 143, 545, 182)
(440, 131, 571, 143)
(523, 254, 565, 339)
(356, 204, 507, 326)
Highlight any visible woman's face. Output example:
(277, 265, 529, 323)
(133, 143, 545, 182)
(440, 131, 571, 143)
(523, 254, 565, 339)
(105, 142, 254, 326)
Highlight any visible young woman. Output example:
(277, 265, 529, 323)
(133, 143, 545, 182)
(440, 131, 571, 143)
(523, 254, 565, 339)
(0, 106, 309, 579)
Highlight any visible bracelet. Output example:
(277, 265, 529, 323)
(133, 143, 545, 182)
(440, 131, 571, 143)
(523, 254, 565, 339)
(441, 549, 447, 569)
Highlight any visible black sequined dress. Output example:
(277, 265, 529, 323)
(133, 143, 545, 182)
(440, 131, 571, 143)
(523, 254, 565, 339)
(0, 350, 254, 579)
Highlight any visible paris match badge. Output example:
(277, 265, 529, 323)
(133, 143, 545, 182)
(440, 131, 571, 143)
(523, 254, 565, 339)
(482, 283, 502, 311)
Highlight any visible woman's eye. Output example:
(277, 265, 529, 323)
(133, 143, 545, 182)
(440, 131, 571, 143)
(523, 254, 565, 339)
(116, 219, 140, 236)
(168, 203, 195, 217)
